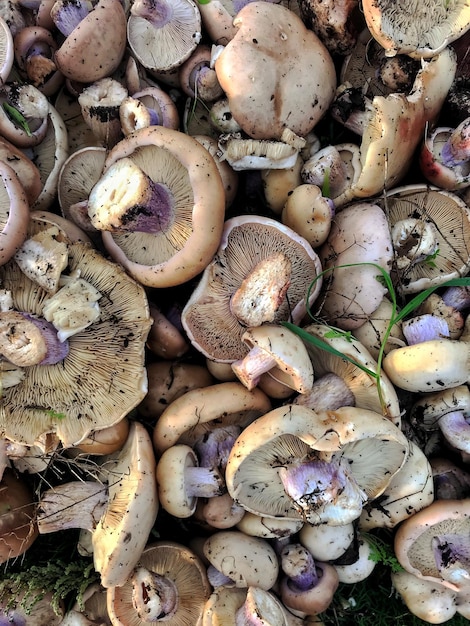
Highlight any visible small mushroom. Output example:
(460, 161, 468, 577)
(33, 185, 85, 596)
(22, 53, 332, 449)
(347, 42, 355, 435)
(106, 541, 211, 625)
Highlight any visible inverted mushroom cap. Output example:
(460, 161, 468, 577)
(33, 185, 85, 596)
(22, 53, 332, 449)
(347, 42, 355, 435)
(226, 404, 409, 524)
(362, 0, 470, 58)
(214, 1, 336, 140)
(0, 216, 151, 447)
(93, 125, 226, 288)
(181, 215, 323, 362)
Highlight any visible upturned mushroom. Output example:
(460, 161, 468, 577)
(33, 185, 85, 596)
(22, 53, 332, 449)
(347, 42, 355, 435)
(226, 404, 409, 525)
(88, 125, 226, 288)
(213, 1, 336, 140)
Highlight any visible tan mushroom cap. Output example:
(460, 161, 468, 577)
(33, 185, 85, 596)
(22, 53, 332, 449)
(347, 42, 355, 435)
(214, 1, 336, 140)
(0, 216, 151, 447)
(96, 125, 226, 288)
(226, 404, 409, 523)
(181, 215, 323, 362)
(378, 185, 470, 294)
(362, 0, 470, 58)
(54, 0, 127, 83)
(394, 499, 470, 592)
(153, 381, 271, 455)
(107, 541, 211, 625)
(203, 530, 279, 589)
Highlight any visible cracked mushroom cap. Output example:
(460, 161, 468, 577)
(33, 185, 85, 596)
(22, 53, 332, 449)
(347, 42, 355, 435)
(362, 0, 470, 58)
(90, 125, 226, 288)
(0, 216, 151, 447)
(181, 215, 323, 362)
(107, 541, 211, 625)
(394, 499, 470, 592)
(225, 404, 409, 525)
(378, 184, 470, 294)
(214, 1, 336, 140)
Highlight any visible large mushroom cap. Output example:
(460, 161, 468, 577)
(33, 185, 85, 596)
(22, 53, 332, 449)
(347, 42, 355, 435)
(0, 217, 151, 447)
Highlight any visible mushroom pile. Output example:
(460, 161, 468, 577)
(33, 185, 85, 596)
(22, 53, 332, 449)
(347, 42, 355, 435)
(1, 1, 470, 625)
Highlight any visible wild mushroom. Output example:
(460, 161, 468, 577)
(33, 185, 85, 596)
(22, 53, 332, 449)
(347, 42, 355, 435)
(213, 1, 336, 140)
(181, 215, 323, 363)
(0, 160, 29, 267)
(52, 0, 127, 83)
(119, 86, 180, 136)
(317, 201, 394, 330)
(13, 25, 63, 96)
(88, 125, 226, 288)
(37, 421, 159, 588)
(281, 183, 334, 248)
(419, 125, 470, 191)
(106, 541, 211, 625)
(0, 215, 151, 447)
(361, 0, 470, 58)
(225, 404, 409, 525)
(394, 499, 470, 591)
(0, 467, 38, 563)
(203, 530, 279, 590)
(299, 521, 355, 562)
(380, 185, 470, 294)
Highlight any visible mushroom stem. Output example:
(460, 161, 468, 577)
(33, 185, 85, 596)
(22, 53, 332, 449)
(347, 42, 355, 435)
(278, 457, 367, 525)
(402, 314, 450, 345)
(391, 217, 439, 270)
(294, 372, 355, 411)
(231, 346, 278, 391)
(234, 587, 286, 626)
(130, 0, 173, 28)
(50, 0, 91, 37)
(193, 425, 241, 471)
(229, 252, 292, 327)
(184, 465, 225, 499)
(280, 543, 319, 591)
(432, 534, 470, 587)
(88, 157, 173, 233)
(442, 286, 470, 311)
(438, 411, 470, 454)
(0, 311, 69, 367)
(441, 118, 470, 167)
(131, 566, 178, 621)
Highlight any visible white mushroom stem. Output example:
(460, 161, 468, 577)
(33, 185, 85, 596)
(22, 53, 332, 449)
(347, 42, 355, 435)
(438, 411, 470, 455)
(88, 157, 174, 233)
(0, 311, 69, 367)
(51, 0, 91, 36)
(230, 252, 292, 327)
(206, 564, 235, 587)
(441, 118, 470, 166)
(131, 566, 178, 621)
(280, 543, 319, 590)
(184, 465, 225, 499)
(442, 286, 470, 311)
(119, 97, 161, 134)
(231, 346, 278, 391)
(391, 218, 439, 270)
(294, 372, 355, 411)
(402, 314, 450, 345)
(432, 534, 470, 587)
(278, 457, 367, 525)
(130, 0, 177, 29)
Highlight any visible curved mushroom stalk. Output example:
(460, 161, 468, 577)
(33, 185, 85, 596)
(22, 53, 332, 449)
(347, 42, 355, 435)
(235, 587, 289, 625)
(78, 78, 128, 148)
(420, 125, 470, 191)
(131, 567, 178, 621)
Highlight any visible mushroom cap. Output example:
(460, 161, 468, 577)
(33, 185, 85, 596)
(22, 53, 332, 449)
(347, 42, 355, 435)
(97, 125, 226, 288)
(378, 184, 470, 294)
(203, 530, 279, 589)
(0, 160, 29, 267)
(153, 381, 271, 455)
(214, 1, 336, 140)
(0, 216, 151, 447)
(156, 444, 200, 518)
(394, 499, 470, 591)
(107, 541, 211, 625)
(318, 201, 394, 330)
(54, 0, 127, 83)
(280, 560, 339, 615)
(181, 215, 323, 362)
(299, 323, 402, 426)
(225, 404, 409, 522)
(93, 420, 158, 588)
(362, 0, 470, 58)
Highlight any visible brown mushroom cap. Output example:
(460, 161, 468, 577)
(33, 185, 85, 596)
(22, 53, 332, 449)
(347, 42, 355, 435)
(0, 217, 151, 447)
(94, 125, 226, 288)
(214, 1, 336, 140)
(0, 467, 38, 562)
